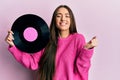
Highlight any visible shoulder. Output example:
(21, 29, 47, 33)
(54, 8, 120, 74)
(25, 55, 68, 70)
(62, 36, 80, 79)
(72, 33, 85, 40)
(71, 33, 87, 50)
(72, 33, 86, 46)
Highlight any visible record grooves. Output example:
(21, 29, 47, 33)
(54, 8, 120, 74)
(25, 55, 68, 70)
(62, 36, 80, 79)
(11, 14, 50, 53)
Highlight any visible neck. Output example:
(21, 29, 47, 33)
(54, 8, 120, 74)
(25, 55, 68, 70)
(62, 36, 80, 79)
(59, 30, 70, 38)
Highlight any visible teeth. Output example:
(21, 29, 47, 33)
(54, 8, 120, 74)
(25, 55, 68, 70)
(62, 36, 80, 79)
(60, 22, 66, 26)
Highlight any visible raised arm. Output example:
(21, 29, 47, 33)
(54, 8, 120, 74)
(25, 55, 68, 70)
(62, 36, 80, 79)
(76, 34, 97, 80)
(5, 30, 44, 70)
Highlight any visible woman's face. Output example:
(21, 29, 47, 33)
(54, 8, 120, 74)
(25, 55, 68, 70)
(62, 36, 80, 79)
(55, 7, 71, 32)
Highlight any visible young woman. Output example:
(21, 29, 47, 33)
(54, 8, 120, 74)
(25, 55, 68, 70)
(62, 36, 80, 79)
(5, 5, 97, 80)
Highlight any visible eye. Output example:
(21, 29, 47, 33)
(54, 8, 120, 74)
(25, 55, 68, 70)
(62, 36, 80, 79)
(66, 15, 70, 18)
(65, 14, 70, 18)
(56, 14, 62, 18)
(56, 15, 61, 17)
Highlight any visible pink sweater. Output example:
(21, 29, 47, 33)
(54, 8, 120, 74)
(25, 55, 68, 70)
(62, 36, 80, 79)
(8, 33, 94, 80)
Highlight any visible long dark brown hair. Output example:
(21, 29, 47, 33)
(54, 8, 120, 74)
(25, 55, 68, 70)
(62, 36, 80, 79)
(37, 5, 77, 80)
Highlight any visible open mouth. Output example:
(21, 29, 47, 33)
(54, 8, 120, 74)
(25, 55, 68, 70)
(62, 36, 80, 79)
(60, 22, 67, 26)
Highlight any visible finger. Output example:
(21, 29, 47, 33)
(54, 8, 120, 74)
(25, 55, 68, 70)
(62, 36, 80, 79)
(6, 39, 11, 44)
(9, 33, 14, 40)
(6, 34, 14, 41)
(10, 35, 14, 40)
(6, 39, 14, 46)
(8, 30, 14, 34)
(88, 36, 96, 43)
(92, 36, 96, 39)
(12, 35, 14, 40)
(8, 31, 14, 40)
(88, 39, 92, 44)
(7, 37, 13, 41)
(91, 39, 98, 47)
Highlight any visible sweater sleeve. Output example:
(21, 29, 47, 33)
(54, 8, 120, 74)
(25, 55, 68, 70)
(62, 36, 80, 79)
(76, 34, 94, 80)
(8, 46, 44, 70)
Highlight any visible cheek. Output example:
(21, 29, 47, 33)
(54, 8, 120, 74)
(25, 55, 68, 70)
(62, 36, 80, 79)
(68, 19, 71, 23)
(68, 21, 71, 26)
(55, 19, 60, 26)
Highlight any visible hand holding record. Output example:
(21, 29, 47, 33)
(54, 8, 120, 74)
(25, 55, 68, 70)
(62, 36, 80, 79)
(10, 14, 50, 53)
(5, 30, 15, 47)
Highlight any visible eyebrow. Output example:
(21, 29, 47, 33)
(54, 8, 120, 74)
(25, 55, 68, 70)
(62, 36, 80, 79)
(56, 13, 70, 15)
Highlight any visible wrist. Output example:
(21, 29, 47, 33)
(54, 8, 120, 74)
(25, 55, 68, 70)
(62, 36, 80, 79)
(9, 44, 15, 47)
(84, 45, 94, 50)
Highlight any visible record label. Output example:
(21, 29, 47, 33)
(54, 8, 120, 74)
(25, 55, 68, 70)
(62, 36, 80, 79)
(23, 27, 38, 42)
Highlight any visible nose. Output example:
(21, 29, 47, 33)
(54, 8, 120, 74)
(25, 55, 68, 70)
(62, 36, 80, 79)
(61, 16, 66, 21)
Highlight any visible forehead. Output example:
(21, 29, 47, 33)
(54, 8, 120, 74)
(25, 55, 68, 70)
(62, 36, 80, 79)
(57, 7, 69, 14)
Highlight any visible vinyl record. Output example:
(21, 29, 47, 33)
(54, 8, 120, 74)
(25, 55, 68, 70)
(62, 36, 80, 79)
(11, 14, 50, 53)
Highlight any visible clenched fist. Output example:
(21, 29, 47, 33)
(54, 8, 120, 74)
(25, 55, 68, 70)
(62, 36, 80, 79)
(84, 36, 97, 49)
